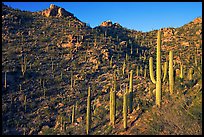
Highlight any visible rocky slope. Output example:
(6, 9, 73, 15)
(2, 3, 202, 135)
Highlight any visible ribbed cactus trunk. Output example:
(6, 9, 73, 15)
(123, 86, 128, 130)
(156, 30, 161, 108)
(169, 51, 174, 95)
(86, 86, 91, 134)
(129, 70, 133, 113)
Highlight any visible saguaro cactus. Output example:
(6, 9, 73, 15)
(123, 85, 128, 130)
(21, 56, 27, 76)
(86, 86, 91, 134)
(136, 66, 139, 76)
(110, 87, 116, 126)
(188, 68, 193, 81)
(179, 63, 184, 79)
(24, 95, 27, 112)
(122, 60, 126, 75)
(4, 71, 7, 89)
(72, 104, 75, 124)
(129, 70, 133, 113)
(169, 51, 174, 95)
(110, 56, 113, 68)
(149, 30, 167, 108)
(144, 65, 147, 78)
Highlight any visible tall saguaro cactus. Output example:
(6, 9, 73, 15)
(169, 51, 174, 95)
(123, 85, 128, 130)
(110, 87, 116, 126)
(86, 86, 91, 134)
(129, 70, 133, 113)
(149, 30, 167, 108)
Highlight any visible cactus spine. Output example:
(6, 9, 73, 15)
(129, 70, 133, 113)
(169, 51, 174, 95)
(149, 30, 166, 108)
(86, 86, 91, 134)
(123, 85, 128, 130)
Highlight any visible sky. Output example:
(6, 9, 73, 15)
(3, 2, 202, 32)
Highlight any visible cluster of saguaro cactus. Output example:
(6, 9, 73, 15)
(128, 70, 133, 113)
(169, 51, 174, 95)
(110, 86, 116, 127)
(149, 30, 167, 108)
(86, 86, 91, 134)
(21, 56, 27, 76)
(123, 85, 128, 130)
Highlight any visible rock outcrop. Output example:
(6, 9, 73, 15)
(193, 17, 202, 24)
(100, 20, 113, 27)
(41, 4, 74, 18)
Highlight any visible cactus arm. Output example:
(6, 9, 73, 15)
(149, 57, 156, 84)
(162, 62, 167, 82)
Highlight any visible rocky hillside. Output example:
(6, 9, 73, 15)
(2, 3, 202, 135)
